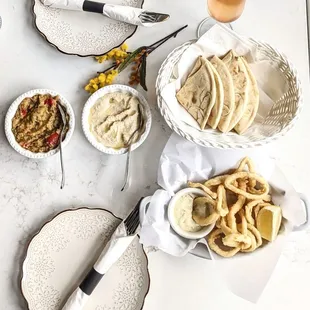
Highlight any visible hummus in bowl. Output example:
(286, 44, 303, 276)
(168, 188, 216, 240)
(5, 89, 75, 159)
(82, 85, 152, 155)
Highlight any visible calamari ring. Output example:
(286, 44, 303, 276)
(245, 200, 263, 225)
(224, 172, 270, 200)
(247, 187, 265, 194)
(241, 230, 257, 253)
(222, 233, 252, 250)
(263, 195, 272, 202)
(216, 185, 229, 217)
(247, 223, 262, 248)
(238, 209, 248, 236)
(236, 157, 256, 188)
(192, 197, 219, 227)
(204, 175, 229, 188)
(208, 229, 241, 258)
(236, 157, 255, 173)
(219, 216, 233, 236)
(227, 195, 246, 232)
(188, 182, 217, 199)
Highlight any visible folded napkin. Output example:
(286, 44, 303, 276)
(42, 0, 157, 27)
(62, 222, 135, 310)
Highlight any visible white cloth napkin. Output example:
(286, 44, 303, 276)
(62, 223, 135, 310)
(160, 24, 288, 135)
(139, 133, 305, 302)
(41, 0, 156, 27)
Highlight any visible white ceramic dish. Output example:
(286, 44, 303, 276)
(5, 89, 75, 159)
(82, 84, 152, 155)
(156, 40, 303, 149)
(21, 208, 150, 310)
(32, 0, 144, 57)
(168, 188, 216, 240)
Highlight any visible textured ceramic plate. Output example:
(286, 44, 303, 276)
(82, 84, 152, 155)
(5, 89, 75, 159)
(21, 208, 150, 310)
(32, 0, 144, 56)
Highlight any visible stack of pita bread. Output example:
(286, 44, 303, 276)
(176, 50, 259, 134)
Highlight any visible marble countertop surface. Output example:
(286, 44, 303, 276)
(0, 0, 309, 309)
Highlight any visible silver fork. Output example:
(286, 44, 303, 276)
(139, 11, 170, 24)
(58, 104, 67, 190)
(120, 105, 145, 192)
(124, 197, 144, 234)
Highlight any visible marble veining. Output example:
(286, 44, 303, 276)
(0, 0, 310, 309)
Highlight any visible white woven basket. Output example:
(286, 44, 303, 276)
(156, 40, 303, 149)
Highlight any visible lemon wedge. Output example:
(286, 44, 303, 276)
(257, 205, 282, 242)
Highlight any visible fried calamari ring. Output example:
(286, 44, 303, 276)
(192, 197, 219, 226)
(241, 230, 257, 253)
(219, 216, 233, 235)
(238, 209, 248, 236)
(263, 195, 272, 202)
(247, 223, 262, 248)
(236, 157, 256, 188)
(227, 194, 246, 232)
(204, 175, 229, 188)
(188, 182, 217, 200)
(208, 229, 241, 258)
(236, 157, 255, 173)
(222, 233, 252, 250)
(245, 200, 264, 225)
(216, 185, 229, 217)
(224, 172, 270, 200)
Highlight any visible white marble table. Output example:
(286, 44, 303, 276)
(0, 0, 309, 309)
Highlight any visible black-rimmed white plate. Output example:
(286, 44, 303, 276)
(21, 208, 150, 310)
(32, 0, 144, 57)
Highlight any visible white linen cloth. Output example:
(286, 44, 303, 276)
(62, 223, 135, 310)
(139, 134, 305, 303)
(41, 0, 156, 27)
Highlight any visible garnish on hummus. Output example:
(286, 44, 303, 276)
(88, 92, 145, 149)
(12, 94, 69, 153)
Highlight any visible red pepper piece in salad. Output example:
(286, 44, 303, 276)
(46, 133, 60, 146)
(45, 98, 54, 106)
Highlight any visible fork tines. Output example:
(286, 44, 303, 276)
(139, 12, 170, 24)
(124, 198, 143, 235)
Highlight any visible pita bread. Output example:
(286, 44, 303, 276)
(209, 56, 234, 132)
(222, 50, 249, 131)
(234, 57, 259, 134)
(176, 56, 216, 130)
(207, 59, 224, 129)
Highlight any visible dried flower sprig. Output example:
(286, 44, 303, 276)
(84, 25, 188, 94)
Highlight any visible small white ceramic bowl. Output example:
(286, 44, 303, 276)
(82, 84, 152, 155)
(5, 89, 75, 159)
(168, 188, 216, 240)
